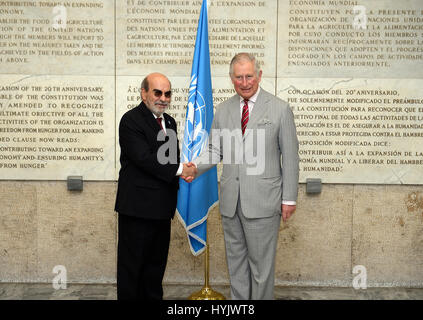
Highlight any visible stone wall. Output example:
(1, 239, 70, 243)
(1, 181, 422, 287)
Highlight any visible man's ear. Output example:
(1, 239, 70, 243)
(141, 88, 146, 101)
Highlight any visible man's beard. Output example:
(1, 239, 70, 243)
(148, 101, 169, 116)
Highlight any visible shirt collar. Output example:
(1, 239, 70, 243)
(152, 112, 163, 120)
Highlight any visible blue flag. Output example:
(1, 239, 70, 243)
(176, 0, 219, 256)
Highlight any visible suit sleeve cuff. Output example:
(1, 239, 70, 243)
(176, 164, 183, 176)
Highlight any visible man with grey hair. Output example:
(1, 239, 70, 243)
(193, 53, 299, 300)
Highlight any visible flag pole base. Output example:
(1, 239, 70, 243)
(188, 286, 226, 300)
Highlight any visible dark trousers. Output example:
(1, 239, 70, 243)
(117, 213, 171, 300)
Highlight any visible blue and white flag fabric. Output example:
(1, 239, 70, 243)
(176, 0, 218, 256)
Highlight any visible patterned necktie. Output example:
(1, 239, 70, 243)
(156, 117, 164, 131)
(241, 99, 249, 135)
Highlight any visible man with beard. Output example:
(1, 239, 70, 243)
(115, 73, 196, 300)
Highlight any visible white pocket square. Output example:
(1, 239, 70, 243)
(258, 119, 271, 125)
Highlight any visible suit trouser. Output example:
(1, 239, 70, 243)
(117, 213, 170, 300)
(221, 199, 281, 300)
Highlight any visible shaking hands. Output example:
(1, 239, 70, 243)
(181, 162, 197, 183)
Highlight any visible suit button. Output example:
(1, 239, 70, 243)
(236, 177, 239, 181)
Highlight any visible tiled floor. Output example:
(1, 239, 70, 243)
(1, 283, 423, 300)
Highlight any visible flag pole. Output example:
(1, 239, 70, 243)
(180, 0, 224, 300)
(188, 221, 225, 300)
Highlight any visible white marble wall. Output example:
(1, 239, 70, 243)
(1, 0, 422, 183)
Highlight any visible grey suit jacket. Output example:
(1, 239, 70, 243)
(196, 88, 299, 218)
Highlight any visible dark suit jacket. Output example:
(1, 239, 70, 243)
(115, 102, 180, 220)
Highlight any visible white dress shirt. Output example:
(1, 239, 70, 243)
(239, 87, 260, 117)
